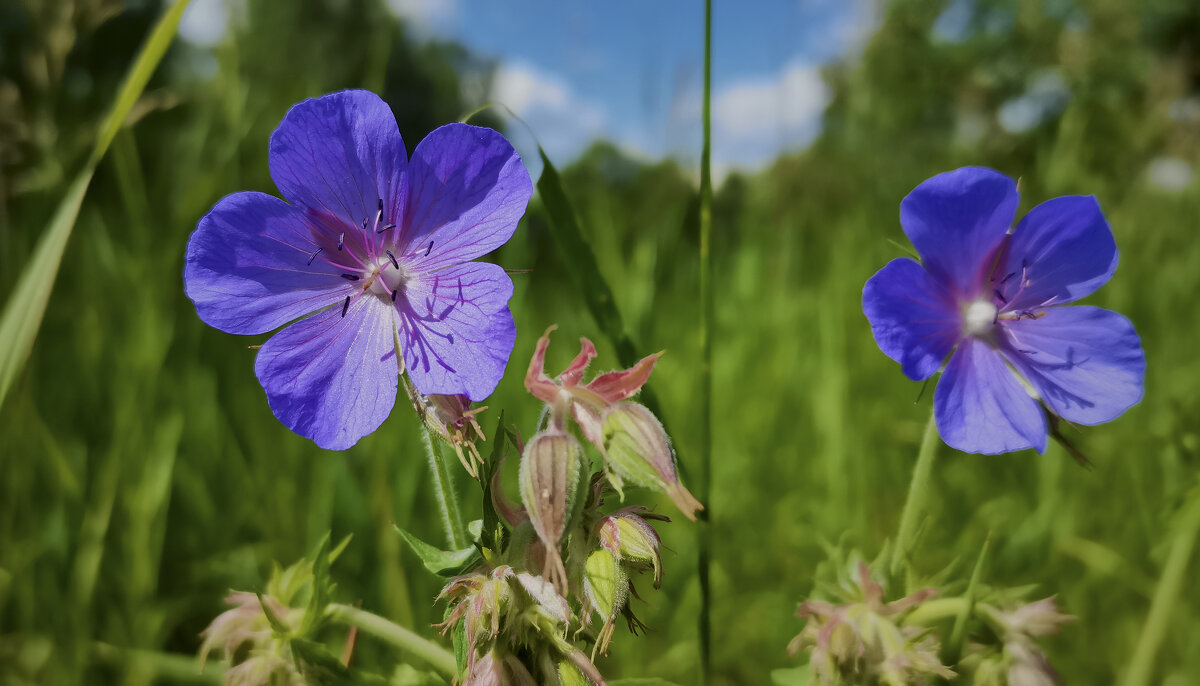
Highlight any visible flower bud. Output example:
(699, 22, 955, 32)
(597, 507, 667, 589)
(436, 566, 514, 670)
(402, 376, 487, 477)
(583, 548, 628, 657)
(464, 649, 538, 686)
(518, 430, 585, 590)
(600, 402, 703, 520)
(199, 592, 303, 685)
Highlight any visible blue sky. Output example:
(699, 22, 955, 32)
(181, 0, 876, 177)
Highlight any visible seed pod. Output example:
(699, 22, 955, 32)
(600, 402, 703, 520)
(583, 549, 628, 658)
(598, 508, 666, 589)
(518, 430, 585, 591)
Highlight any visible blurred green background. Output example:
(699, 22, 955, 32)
(2, 0, 1200, 683)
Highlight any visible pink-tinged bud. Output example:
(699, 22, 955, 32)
(436, 566, 514, 671)
(597, 507, 668, 589)
(402, 375, 488, 477)
(518, 430, 585, 591)
(583, 549, 628, 658)
(599, 402, 703, 521)
(199, 592, 304, 684)
(463, 649, 538, 686)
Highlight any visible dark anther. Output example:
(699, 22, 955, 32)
(337, 232, 345, 251)
(999, 271, 1016, 285)
(306, 247, 323, 266)
(425, 240, 434, 257)
(391, 289, 398, 302)
(341, 296, 350, 318)
(386, 250, 399, 269)
(377, 223, 396, 234)
(341, 273, 360, 281)
(994, 289, 1008, 304)
(377, 198, 383, 212)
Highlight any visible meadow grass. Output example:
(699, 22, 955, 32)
(2, 1, 1200, 684)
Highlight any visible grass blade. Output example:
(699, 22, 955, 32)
(697, 0, 714, 681)
(0, 0, 191, 410)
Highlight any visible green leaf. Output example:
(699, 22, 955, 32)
(302, 534, 338, 636)
(394, 524, 480, 577)
(257, 592, 290, 636)
(944, 535, 990, 666)
(0, 0, 191, 411)
(609, 680, 685, 686)
(290, 637, 355, 685)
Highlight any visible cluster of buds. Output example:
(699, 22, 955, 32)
(963, 597, 1074, 686)
(524, 326, 701, 518)
(199, 591, 305, 686)
(787, 562, 954, 686)
(437, 565, 606, 685)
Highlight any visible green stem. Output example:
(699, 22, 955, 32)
(327, 603, 457, 677)
(423, 428, 467, 550)
(697, 0, 714, 683)
(1121, 491, 1200, 686)
(890, 410, 939, 580)
(91, 643, 222, 684)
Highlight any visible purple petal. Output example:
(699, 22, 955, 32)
(185, 191, 348, 335)
(400, 124, 532, 270)
(269, 90, 408, 232)
(1001, 306, 1144, 425)
(935, 338, 1047, 454)
(254, 298, 399, 450)
(862, 258, 961, 381)
(900, 167, 1018, 297)
(396, 261, 516, 401)
(995, 196, 1118, 311)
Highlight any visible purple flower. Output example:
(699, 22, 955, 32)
(863, 167, 1144, 454)
(185, 90, 531, 450)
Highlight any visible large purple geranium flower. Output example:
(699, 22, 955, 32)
(185, 90, 531, 450)
(863, 167, 1144, 454)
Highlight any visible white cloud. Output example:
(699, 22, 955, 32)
(384, 0, 458, 34)
(707, 60, 831, 175)
(490, 61, 607, 171)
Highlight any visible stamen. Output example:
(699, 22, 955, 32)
(425, 240, 434, 257)
(341, 296, 350, 317)
(994, 289, 1008, 305)
(306, 247, 323, 266)
(337, 232, 344, 251)
(362, 218, 368, 230)
(377, 197, 384, 212)
(377, 223, 396, 234)
(341, 273, 360, 281)
(391, 289, 398, 302)
(386, 250, 399, 269)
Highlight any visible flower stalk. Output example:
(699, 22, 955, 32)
(423, 426, 468, 551)
(890, 409, 939, 581)
(327, 603, 457, 677)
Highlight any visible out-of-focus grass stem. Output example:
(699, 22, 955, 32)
(1121, 485, 1200, 686)
(697, 0, 714, 681)
(890, 410, 939, 582)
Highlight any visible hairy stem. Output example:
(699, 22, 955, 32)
(891, 410, 939, 581)
(423, 427, 467, 550)
(327, 603, 457, 677)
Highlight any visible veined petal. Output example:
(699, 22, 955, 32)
(185, 191, 347, 335)
(269, 90, 408, 231)
(1001, 306, 1144, 425)
(402, 124, 532, 269)
(996, 196, 1118, 311)
(397, 261, 516, 401)
(254, 298, 399, 450)
(935, 339, 1047, 454)
(900, 167, 1017, 296)
(862, 258, 961, 381)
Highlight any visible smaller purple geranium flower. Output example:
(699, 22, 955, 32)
(863, 167, 1145, 454)
(185, 90, 532, 450)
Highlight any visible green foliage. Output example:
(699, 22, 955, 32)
(1, 0, 1199, 684)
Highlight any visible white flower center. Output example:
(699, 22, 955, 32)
(962, 299, 998, 339)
